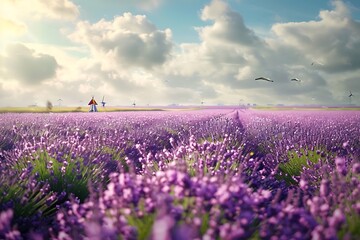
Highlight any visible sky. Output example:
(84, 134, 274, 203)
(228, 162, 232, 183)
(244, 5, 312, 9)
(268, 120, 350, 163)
(1, 0, 360, 107)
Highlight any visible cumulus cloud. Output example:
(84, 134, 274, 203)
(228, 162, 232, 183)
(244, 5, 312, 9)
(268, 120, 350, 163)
(0, 17, 27, 36)
(47, 57, 173, 106)
(2, 0, 79, 20)
(69, 13, 173, 69)
(1, 44, 59, 85)
(37, 0, 80, 20)
(183, 0, 267, 86)
(1, 0, 359, 107)
(271, 0, 360, 73)
(158, 0, 360, 106)
(159, 0, 268, 104)
(199, 0, 261, 47)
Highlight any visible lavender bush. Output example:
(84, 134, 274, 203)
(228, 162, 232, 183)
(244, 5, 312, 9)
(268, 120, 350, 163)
(0, 109, 359, 239)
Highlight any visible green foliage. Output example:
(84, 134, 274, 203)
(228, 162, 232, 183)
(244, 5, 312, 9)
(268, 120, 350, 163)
(184, 156, 197, 177)
(198, 136, 217, 144)
(101, 146, 129, 172)
(127, 213, 155, 240)
(0, 130, 18, 151)
(16, 150, 103, 202)
(173, 195, 210, 237)
(213, 159, 221, 172)
(338, 212, 360, 239)
(14, 186, 57, 217)
(0, 178, 56, 218)
(126, 200, 156, 240)
(256, 143, 269, 156)
(276, 148, 322, 185)
(200, 212, 210, 236)
(229, 160, 240, 171)
(249, 230, 261, 240)
(336, 170, 360, 239)
(165, 128, 178, 136)
(0, 181, 22, 205)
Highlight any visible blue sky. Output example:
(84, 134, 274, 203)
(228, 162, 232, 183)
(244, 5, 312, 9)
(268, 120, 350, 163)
(1, 0, 360, 106)
(72, 0, 360, 43)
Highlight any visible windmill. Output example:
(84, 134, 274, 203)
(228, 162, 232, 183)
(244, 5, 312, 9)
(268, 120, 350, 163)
(101, 96, 106, 107)
(88, 96, 98, 112)
(201, 100, 204, 106)
(132, 101, 136, 108)
(57, 98, 63, 107)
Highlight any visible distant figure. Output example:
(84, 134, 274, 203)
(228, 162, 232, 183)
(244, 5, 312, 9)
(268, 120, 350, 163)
(88, 97, 98, 112)
(46, 101, 53, 112)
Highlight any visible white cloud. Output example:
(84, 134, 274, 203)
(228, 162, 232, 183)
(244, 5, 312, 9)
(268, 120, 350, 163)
(1, 0, 79, 21)
(69, 13, 173, 70)
(1, 44, 59, 85)
(199, 0, 261, 47)
(158, 0, 267, 104)
(0, 17, 27, 36)
(158, 0, 360, 105)
(271, 0, 360, 73)
(1, 0, 359, 107)
(37, 0, 79, 20)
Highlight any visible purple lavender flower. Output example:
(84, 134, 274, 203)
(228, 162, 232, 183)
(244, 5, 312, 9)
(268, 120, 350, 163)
(0, 209, 21, 240)
(0, 109, 359, 239)
(335, 157, 347, 176)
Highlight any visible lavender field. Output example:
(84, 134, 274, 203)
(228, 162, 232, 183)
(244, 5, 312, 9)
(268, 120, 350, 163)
(0, 109, 359, 240)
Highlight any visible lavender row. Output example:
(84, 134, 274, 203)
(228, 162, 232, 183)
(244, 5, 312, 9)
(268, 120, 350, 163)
(0, 109, 359, 239)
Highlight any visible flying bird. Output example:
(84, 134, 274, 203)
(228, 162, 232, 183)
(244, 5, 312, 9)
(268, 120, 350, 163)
(291, 78, 301, 82)
(311, 61, 324, 66)
(348, 91, 354, 104)
(255, 77, 274, 82)
(349, 91, 353, 98)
